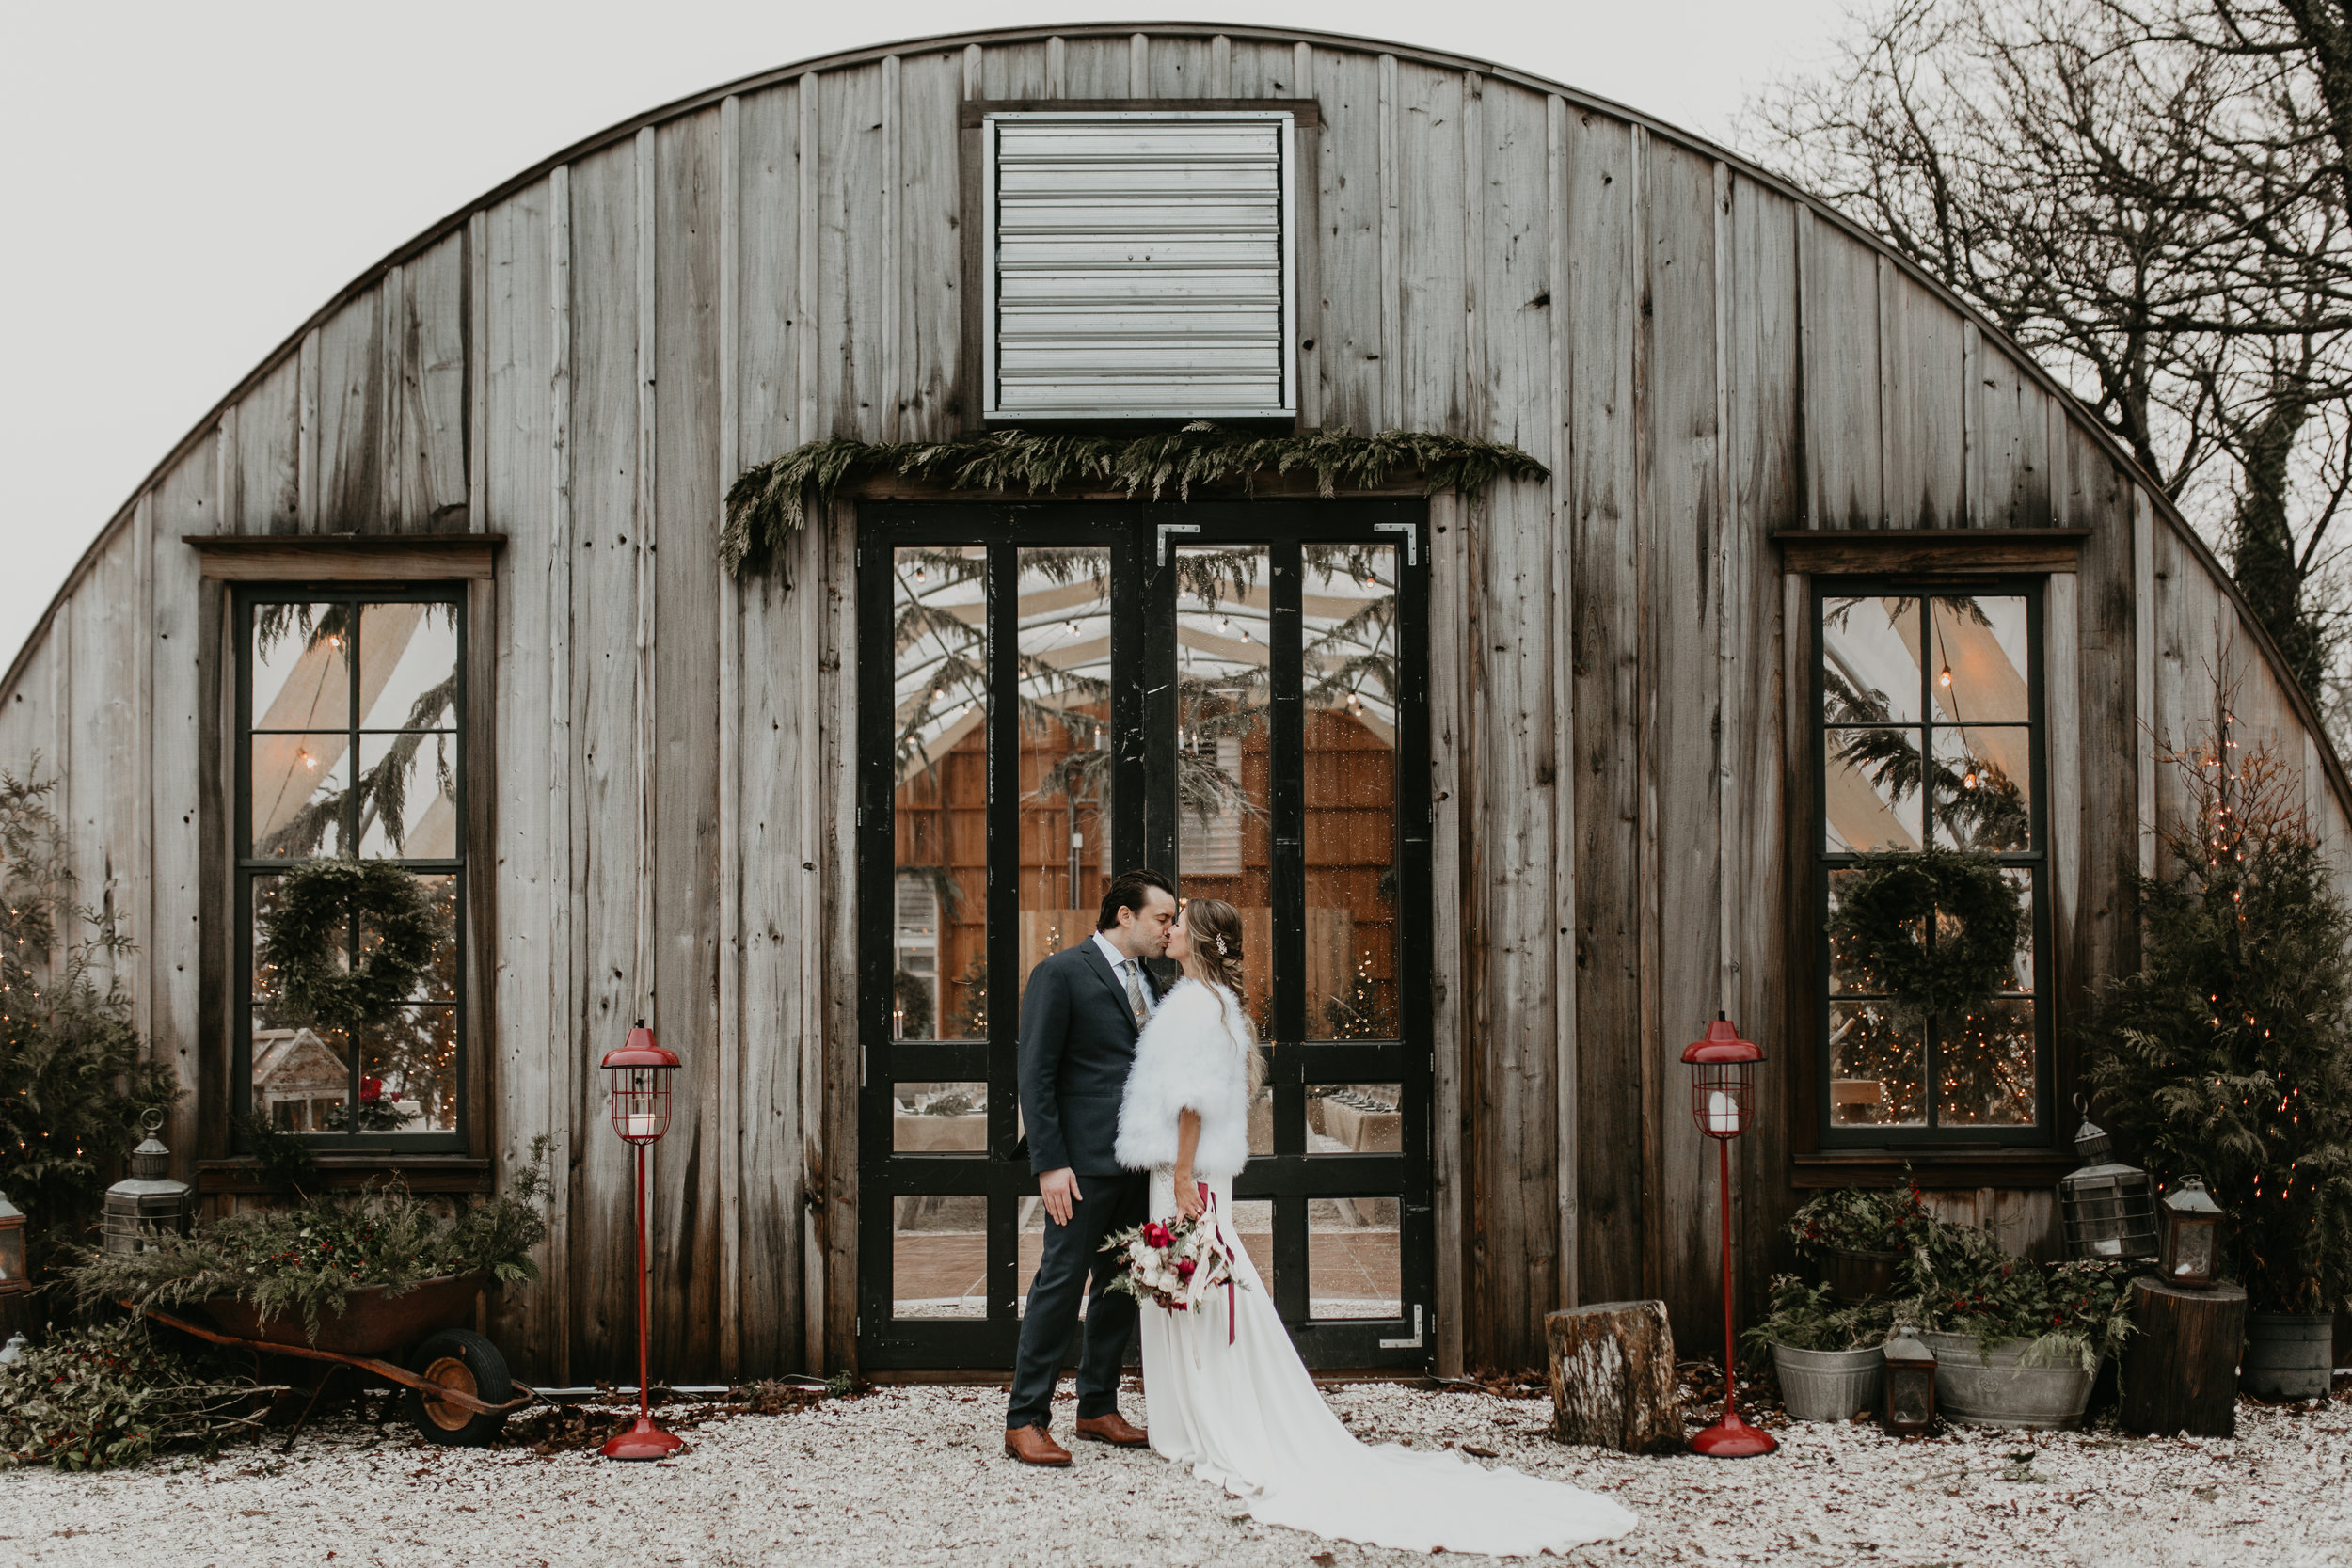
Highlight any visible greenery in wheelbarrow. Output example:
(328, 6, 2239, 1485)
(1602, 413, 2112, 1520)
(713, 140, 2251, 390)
(0, 1316, 278, 1471)
(67, 1136, 553, 1343)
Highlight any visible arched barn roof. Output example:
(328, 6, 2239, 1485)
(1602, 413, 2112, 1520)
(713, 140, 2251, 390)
(13, 20, 2347, 816)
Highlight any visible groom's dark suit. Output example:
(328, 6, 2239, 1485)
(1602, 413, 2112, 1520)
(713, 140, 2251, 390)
(1006, 937, 1161, 1432)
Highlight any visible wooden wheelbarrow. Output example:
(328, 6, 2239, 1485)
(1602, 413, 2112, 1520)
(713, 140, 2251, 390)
(129, 1271, 539, 1449)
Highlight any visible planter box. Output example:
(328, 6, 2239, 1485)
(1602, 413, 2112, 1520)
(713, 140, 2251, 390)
(2243, 1312, 2334, 1401)
(1822, 1247, 1900, 1304)
(1921, 1331, 2098, 1431)
(1771, 1343, 1883, 1422)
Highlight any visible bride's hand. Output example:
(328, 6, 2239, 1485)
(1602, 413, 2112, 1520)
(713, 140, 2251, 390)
(1174, 1177, 1205, 1220)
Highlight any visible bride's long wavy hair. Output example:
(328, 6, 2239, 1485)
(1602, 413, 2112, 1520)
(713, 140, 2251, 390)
(1180, 897, 1264, 1096)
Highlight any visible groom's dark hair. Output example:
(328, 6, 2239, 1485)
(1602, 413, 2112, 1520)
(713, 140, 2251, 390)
(1097, 868, 1175, 931)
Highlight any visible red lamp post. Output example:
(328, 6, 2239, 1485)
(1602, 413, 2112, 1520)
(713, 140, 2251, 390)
(600, 1020, 686, 1462)
(1682, 1015, 1776, 1459)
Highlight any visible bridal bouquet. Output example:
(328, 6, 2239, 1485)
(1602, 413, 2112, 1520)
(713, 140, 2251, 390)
(1101, 1213, 1245, 1314)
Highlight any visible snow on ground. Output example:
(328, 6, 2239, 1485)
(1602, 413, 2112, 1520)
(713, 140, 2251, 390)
(0, 1377, 2344, 1567)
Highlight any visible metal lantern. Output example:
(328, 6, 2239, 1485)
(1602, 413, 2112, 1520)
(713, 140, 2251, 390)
(2058, 1116, 2157, 1262)
(604, 1020, 679, 1145)
(1680, 1016, 1775, 1459)
(103, 1110, 192, 1256)
(1881, 1321, 1938, 1436)
(0, 1192, 26, 1296)
(2159, 1174, 2227, 1288)
(598, 1020, 686, 1461)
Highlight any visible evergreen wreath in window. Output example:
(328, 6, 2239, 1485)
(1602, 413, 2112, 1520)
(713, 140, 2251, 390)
(261, 858, 438, 1041)
(1827, 847, 2022, 1021)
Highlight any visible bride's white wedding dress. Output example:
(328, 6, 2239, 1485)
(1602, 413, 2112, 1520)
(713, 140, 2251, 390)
(1115, 978, 1637, 1558)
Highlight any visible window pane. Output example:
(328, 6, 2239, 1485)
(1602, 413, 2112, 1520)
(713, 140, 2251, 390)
(1932, 726, 2031, 852)
(1175, 544, 1272, 1037)
(894, 547, 989, 1041)
(252, 1009, 348, 1130)
(1309, 1084, 1402, 1153)
(1304, 544, 1398, 1040)
(1937, 1000, 2035, 1125)
(250, 603, 350, 729)
(357, 732, 459, 858)
(1824, 728, 1923, 851)
(1829, 1002, 1925, 1126)
(250, 735, 350, 859)
(1013, 546, 1109, 1023)
(358, 603, 459, 730)
(1309, 1195, 1400, 1320)
(352, 1006, 457, 1133)
(2000, 869, 2035, 992)
(1825, 868, 1901, 996)
(1928, 596, 2029, 725)
(1822, 595, 1921, 724)
(355, 871, 457, 1003)
(894, 1082, 989, 1152)
(898, 1196, 987, 1319)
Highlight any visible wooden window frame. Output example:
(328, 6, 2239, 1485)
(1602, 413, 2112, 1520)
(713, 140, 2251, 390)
(1778, 531, 2084, 1186)
(958, 100, 1323, 435)
(187, 534, 501, 1191)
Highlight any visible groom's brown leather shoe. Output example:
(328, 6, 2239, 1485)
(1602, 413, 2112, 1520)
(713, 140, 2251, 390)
(1004, 1425, 1073, 1466)
(1073, 1412, 1149, 1447)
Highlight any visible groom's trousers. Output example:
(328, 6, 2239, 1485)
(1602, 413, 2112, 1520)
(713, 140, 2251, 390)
(1006, 1169, 1149, 1430)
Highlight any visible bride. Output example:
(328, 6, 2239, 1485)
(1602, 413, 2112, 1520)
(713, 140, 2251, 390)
(1112, 897, 1638, 1557)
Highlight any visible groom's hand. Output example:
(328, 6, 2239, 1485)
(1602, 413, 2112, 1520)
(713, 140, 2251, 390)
(1038, 1167, 1081, 1226)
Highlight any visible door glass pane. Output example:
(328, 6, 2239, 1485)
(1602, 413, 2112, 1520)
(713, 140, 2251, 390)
(1829, 1002, 1925, 1126)
(894, 1082, 990, 1152)
(1015, 546, 1113, 1005)
(1822, 595, 1921, 724)
(1175, 544, 1272, 1037)
(1308, 1084, 1403, 1152)
(1937, 1000, 2035, 1126)
(1928, 596, 2030, 725)
(250, 603, 351, 730)
(1304, 545, 1398, 1039)
(894, 547, 988, 1040)
(896, 1196, 986, 1319)
(1824, 729, 1924, 851)
(1309, 1195, 1399, 1319)
(1931, 726, 2030, 852)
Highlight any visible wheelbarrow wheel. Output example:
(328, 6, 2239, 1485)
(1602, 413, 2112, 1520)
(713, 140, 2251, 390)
(403, 1328, 512, 1447)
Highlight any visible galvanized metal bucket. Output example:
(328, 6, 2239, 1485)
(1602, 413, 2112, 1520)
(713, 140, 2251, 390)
(1771, 1342, 1884, 1422)
(1920, 1331, 2098, 1430)
(2242, 1313, 2334, 1401)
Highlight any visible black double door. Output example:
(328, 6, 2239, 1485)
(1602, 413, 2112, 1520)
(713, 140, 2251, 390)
(856, 500, 1433, 1370)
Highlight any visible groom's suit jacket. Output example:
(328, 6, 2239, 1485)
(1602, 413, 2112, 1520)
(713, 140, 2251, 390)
(1017, 940, 1164, 1177)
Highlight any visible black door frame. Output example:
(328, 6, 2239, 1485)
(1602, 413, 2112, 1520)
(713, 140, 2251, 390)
(854, 499, 1435, 1370)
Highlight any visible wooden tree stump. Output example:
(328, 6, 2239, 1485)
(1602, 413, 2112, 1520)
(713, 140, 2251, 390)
(1546, 1299, 1683, 1453)
(2120, 1276, 2247, 1437)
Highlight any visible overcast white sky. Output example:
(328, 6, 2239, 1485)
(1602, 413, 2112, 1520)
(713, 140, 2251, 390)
(0, 1, 1851, 660)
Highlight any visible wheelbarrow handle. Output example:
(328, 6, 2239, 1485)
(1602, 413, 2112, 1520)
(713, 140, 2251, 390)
(128, 1302, 539, 1418)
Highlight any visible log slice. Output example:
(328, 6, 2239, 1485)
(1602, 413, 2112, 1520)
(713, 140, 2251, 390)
(1546, 1298, 1683, 1453)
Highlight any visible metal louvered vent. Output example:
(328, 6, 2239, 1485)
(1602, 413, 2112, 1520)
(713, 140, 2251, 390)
(983, 112, 1295, 421)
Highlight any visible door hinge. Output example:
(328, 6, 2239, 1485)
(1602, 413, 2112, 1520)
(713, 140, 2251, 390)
(855, 1316, 863, 1338)
(1375, 521, 1420, 566)
(1379, 1303, 1425, 1350)
(1157, 522, 1201, 564)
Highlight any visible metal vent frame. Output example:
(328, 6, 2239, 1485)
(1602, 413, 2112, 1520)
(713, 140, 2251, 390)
(980, 109, 1298, 423)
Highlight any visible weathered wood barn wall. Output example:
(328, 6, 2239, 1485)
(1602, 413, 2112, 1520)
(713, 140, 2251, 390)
(7, 24, 2348, 1379)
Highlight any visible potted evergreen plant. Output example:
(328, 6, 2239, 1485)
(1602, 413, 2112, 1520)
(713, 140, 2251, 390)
(1741, 1274, 1894, 1421)
(1788, 1180, 1933, 1302)
(2081, 737, 2352, 1400)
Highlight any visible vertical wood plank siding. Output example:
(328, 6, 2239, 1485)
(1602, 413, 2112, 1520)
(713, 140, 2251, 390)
(13, 26, 2349, 1376)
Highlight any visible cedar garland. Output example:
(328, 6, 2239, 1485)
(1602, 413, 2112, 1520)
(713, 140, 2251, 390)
(720, 423, 1550, 574)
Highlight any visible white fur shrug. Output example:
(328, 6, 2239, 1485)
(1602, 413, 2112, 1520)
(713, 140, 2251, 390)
(1114, 978, 1255, 1180)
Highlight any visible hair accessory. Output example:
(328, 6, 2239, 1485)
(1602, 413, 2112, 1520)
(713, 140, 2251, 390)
(1214, 934, 1228, 957)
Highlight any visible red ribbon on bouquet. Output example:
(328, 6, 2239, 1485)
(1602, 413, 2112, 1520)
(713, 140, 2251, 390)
(1198, 1181, 1235, 1345)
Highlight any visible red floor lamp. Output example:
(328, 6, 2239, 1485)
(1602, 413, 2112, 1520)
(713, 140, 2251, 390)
(1683, 1015, 1776, 1459)
(601, 1020, 686, 1462)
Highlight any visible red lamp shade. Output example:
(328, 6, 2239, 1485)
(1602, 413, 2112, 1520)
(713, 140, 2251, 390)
(1680, 1017, 1763, 1140)
(602, 1021, 680, 1145)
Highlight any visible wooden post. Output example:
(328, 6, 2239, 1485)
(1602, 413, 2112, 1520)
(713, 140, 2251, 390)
(2120, 1276, 2247, 1437)
(1546, 1299, 1683, 1453)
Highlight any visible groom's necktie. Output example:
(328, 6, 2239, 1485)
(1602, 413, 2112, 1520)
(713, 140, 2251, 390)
(1123, 960, 1149, 1029)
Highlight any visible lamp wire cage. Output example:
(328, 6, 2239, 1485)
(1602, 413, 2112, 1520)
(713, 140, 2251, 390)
(102, 1112, 193, 1257)
(1687, 1060, 1757, 1141)
(2058, 1118, 2157, 1262)
(607, 1066, 675, 1146)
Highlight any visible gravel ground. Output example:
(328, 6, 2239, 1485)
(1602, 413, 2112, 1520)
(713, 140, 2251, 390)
(1, 1375, 2345, 1567)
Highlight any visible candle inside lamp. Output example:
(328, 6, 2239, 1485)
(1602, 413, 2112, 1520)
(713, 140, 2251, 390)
(622, 1111, 659, 1140)
(1706, 1089, 1740, 1135)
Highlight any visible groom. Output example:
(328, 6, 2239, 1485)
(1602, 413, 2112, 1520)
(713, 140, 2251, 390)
(1004, 867, 1179, 1466)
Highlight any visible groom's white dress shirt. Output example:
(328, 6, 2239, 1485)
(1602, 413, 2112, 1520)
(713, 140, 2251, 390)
(1090, 931, 1156, 1018)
